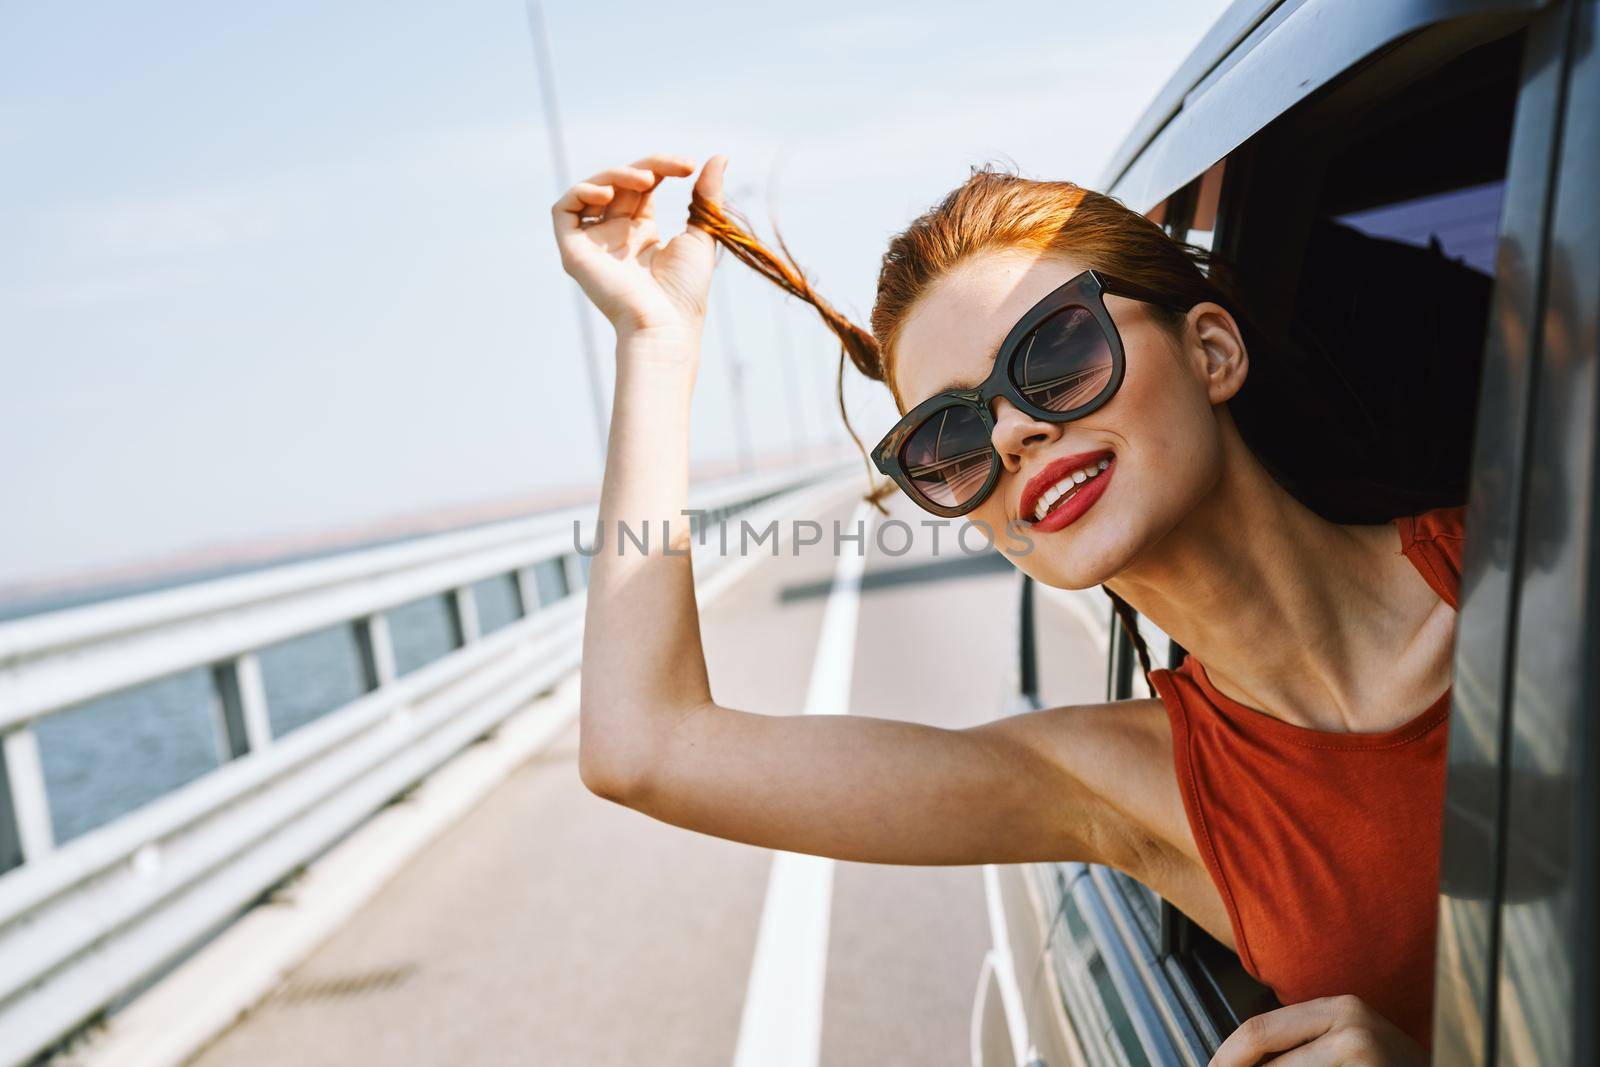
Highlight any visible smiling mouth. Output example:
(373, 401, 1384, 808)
(1030, 455, 1113, 522)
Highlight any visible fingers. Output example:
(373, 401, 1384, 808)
(623, 154, 695, 222)
(573, 165, 648, 222)
(628, 153, 696, 174)
(551, 157, 698, 227)
(629, 154, 696, 186)
(550, 152, 719, 244)
(552, 181, 617, 233)
(549, 164, 657, 229)
(1210, 998, 1343, 1066)
(602, 156, 697, 222)
(1254, 1030, 1375, 1066)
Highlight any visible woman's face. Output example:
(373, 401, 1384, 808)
(892, 249, 1243, 589)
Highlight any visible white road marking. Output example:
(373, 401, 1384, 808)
(982, 864, 1032, 1064)
(731, 501, 878, 1067)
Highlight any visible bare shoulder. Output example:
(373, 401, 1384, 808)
(976, 698, 1233, 947)
(971, 696, 1191, 874)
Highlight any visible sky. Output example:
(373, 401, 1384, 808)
(0, 0, 1235, 589)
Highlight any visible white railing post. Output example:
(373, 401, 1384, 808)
(212, 654, 274, 761)
(356, 614, 397, 691)
(451, 587, 481, 645)
(515, 567, 540, 616)
(1, 726, 54, 862)
(238, 655, 270, 755)
(562, 553, 585, 594)
(237, 653, 272, 751)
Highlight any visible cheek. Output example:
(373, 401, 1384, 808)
(1118, 342, 1219, 472)
(1114, 367, 1226, 538)
(1122, 341, 1193, 424)
(970, 493, 1015, 545)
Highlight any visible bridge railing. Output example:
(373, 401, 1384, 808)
(0, 462, 849, 1067)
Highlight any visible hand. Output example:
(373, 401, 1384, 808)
(1210, 995, 1425, 1066)
(551, 153, 728, 344)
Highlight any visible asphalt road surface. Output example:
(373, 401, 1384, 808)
(185, 485, 1107, 1067)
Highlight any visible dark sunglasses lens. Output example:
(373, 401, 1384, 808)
(1011, 306, 1114, 413)
(901, 404, 994, 510)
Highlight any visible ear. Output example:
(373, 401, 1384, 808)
(1185, 302, 1248, 404)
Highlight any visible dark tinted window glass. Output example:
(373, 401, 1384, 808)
(1229, 33, 1520, 526)
(1335, 180, 1503, 277)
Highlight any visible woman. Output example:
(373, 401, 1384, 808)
(553, 153, 1460, 1064)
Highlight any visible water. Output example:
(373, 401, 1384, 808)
(9, 554, 576, 860)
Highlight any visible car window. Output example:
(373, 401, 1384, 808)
(1335, 180, 1504, 276)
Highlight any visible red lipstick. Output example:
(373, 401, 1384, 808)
(1018, 450, 1115, 524)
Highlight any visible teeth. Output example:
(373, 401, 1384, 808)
(1031, 455, 1113, 522)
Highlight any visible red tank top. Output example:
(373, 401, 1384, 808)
(1148, 505, 1465, 1050)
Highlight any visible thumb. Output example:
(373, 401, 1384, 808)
(694, 153, 728, 206)
(681, 153, 729, 254)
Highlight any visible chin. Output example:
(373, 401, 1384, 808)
(1016, 486, 1129, 579)
(1042, 557, 1119, 592)
(1006, 531, 1125, 592)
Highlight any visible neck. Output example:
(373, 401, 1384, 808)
(1104, 426, 1422, 731)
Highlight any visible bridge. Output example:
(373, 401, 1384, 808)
(0, 462, 1113, 1067)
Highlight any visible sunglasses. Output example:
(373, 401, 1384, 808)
(871, 269, 1187, 517)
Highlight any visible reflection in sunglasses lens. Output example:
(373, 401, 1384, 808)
(902, 404, 994, 509)
(1013, 306, 1113, 413)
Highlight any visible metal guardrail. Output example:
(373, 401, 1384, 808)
(0, 463, 847, 1067)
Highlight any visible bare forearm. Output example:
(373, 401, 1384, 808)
(580, 331, 714, 787)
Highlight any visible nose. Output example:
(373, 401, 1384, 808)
(989, 396, 1062, 474)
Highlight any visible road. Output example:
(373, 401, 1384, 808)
(183, 485, 1107, 1066)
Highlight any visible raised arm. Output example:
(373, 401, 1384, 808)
(552, 155, 1175, 871)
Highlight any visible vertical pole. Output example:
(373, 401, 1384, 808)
(452, 587, 482, 644)
(1, 727, 54, 864)
(772, 297, 806, 457)
(0, 745, 20, 874)
(356, 614, 398, 691)
(1016, 576, 1037, 703)
(212, 653, 273, 760)
(1106, 604, 1135, 702)
(237, 653, 272, 751)
(516, 566, 540, 615)
(525, 0, 609, 463)
(562, 552, 586, 594)
(716, 271, 755, 473)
